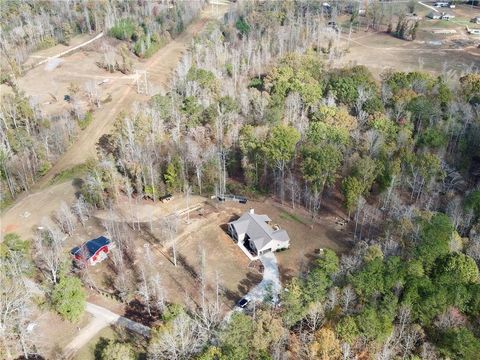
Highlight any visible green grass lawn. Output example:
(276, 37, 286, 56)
(279, 210, 309, 225)
(75, 326, 118, 360)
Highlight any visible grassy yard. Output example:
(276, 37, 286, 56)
(49, 161, 93, 185)
(75, 326, 118, 360)
(279, 209, 310, 226)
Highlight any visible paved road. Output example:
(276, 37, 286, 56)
(64, 302, 150, 357)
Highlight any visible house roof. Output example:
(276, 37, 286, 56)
(71, 236, 111, 259)
(229, 211, 290, 252)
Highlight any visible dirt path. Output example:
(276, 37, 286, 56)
(1, 6, 227, 241)
(64, 302, 150, 358)
(418, 1, 439, 13)
(35, 7, 223, 189)
(36, 32, 104, 67)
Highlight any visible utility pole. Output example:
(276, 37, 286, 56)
(135, 69, 148, 95)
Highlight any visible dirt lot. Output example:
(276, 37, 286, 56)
(32, 309, 93, 358)
(339, 31, 479, 76)
(0, 5, 226, 241)
(60, 192, 351, 310)
(217, 197, 351, 283)
(336, 3, 480, 77)
(0, 181, 77, 240)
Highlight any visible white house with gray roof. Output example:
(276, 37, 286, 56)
(228, 209, 290, 259)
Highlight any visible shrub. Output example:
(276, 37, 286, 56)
(109, 19, 136, 40)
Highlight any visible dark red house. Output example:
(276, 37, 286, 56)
(70, 236, 113, 266)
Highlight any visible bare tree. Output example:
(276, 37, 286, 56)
(305, 301, 325, 333)
(72, 195, 91, 226)
(0, 255, 36, 359)
(54, 201, 77, 235)
(35, 221, 65, 284)
(341, 285, 357, 314)
(162, 215, 179, 266)
(147, 311, 205, 360)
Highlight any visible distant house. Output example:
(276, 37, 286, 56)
(427, 11, 455, 20)
(441, 13, 455, 20)
(71, 236, 113, 266)
(467, 26, 480, 35)
(434, 2, 450, 7)
(427, 12, 442, 20)
(228, 209, 290, 259)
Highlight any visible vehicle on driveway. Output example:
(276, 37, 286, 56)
(236, 296, 251, 309)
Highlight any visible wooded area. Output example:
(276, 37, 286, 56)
(1, 1, 479, 359)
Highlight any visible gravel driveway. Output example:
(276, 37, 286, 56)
(245, 252, 281, 304)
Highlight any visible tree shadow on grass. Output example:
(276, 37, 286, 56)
(93, 337, 110, 360)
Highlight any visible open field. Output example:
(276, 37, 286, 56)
(339, 31, 479, 76)
(335, 2, 480, 76)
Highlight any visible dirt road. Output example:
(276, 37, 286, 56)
(1, 6, 227, 240)
(63, 302, 150, 358)
(36, 7, 223, 188)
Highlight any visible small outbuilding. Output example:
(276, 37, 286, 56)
(228, 209, 290, 259)
(427, 12, 442, 20)
(71, 236, 113, 266)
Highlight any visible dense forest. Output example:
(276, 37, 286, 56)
(1, 1, 480, 359)
(78, 2, 480, 358)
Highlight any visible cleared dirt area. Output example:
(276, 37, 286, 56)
(32, 309, 93, 358)
(336, 3, 480, 76)
(1, 6, 226, 241)
(56, 192, 350, 309)
(218, 197, 351, 283)
(0, 181, 77, 240)
(339, 31, 479, 76)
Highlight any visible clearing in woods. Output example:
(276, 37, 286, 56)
(0, 5, 226, 240)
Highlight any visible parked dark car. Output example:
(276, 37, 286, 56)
(160, 194, 173, 203)
(236, 296, 251, 309)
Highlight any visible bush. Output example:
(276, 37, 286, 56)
(36, 37, 56, 50)
(100, 341, 135, 360)
(78, 111, 93, 130)
(109, 19, 136, 40)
